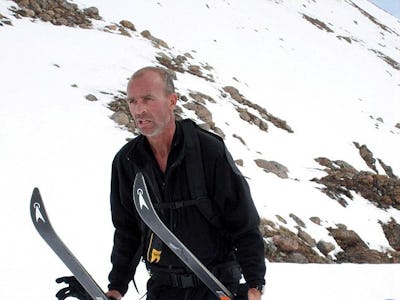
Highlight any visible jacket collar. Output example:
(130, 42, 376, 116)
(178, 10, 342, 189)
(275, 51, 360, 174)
(125, 121, 185, 172)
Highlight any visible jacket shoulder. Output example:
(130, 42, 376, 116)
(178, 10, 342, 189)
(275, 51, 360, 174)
(197, 127, 224, 149)
(113, 136, 141, 164)
(190, 122, 242, 176)
(180, 119, 224, 150)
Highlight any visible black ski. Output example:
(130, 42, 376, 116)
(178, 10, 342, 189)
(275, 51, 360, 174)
(133, 172, 233, 300)
(30, 187, 108, 300)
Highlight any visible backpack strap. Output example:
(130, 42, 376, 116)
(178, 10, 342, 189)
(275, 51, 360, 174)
(154, 198, 209, 209)
(152, 119, 222, 229)
(180, 119, 222, 229)
(181, 120, 207, 198)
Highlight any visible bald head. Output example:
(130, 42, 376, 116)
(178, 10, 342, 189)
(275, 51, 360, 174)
(129, 66, 175, 96)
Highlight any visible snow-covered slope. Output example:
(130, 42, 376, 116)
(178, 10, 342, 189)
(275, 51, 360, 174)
(1, 0, 400, 299)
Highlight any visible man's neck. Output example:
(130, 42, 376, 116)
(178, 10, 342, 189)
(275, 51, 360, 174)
(147, 120, 176, 172)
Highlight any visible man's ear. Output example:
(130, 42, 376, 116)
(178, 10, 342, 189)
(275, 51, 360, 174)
(169, 93, 178, 107)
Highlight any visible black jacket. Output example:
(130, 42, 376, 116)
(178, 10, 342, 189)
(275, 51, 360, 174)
(108, 120, 266, 295)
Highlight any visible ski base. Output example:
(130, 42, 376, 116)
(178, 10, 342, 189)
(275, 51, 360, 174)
(133, 172, 233, 300)
(30, 187, 108, 300)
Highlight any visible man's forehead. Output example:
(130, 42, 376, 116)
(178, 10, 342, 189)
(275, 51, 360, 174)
(128, 74, 164, 95)
(131, 69, 162, 82)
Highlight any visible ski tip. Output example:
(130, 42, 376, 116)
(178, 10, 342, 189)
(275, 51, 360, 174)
(133, 172, 145, 189)
(217, 291, 232, 300)
(31, 187, 40, 199)
(135, 172, 144, 180)
(30, 187, 47, 225)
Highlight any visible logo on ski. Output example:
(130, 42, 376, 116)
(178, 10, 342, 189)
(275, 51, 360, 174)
(33, 202, 46, 223)
(137, 188, 149, 210)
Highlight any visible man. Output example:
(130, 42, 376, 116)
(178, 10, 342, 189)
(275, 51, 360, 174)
(106, 66, 266, 300)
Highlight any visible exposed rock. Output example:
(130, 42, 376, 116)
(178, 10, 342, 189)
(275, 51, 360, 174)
(273, 235, 299, 252)
(276, 215, 287, 224)
(83, 7, 100, 19)
(24, 8, 35, 17)
(102, 22, 134, 37)
(328, 227, 390, 263)
(370, 49, 400, 72)
(260, 216, 398, 263)
(118, 27, 131, 37)
(235, 159, 244, 167)
(314, 157, 334, 169)
(189, 91, 216, 104)
(182, 100, 224, 138)
(232, 134, 246, 146)
(119, 19, 135, 31)
(354, 142, 378, 173)
(328, 227, 367, 250)
(302, 14, 334, 33)
(174, 105, 183, 121)
(11, 0, 101, 28)
(264, 113, 294, 133)
(312, 156, 400, 209)
(310, 216, 322, 225)
(213, 127, 225, 139)
(335, 223, 348, 230)
(179, 95, 189, 102)
(260, 218, 329, 263)
(317, 240, 335, 256)
(378, 158, 398, 179)
(349, 0, 395, 34)
(104, 24, 117, 31)
(336, 35, 352, 43)
(254, 159, 289, 179)
(85, 94, 98, 101)
(155, 52, 214, 82)
(222, 86, 293, 133)
(264, 239, 278, 258)
(222, 86, 245, 103)
(237, 107, 268, 131)
(290, 213, 306, 228)
(141, 30, 169, 49)
(297, 229, 316, 247)
(196, 122, 210, 131)
(336, 246, 390, 263)
(187, 65, 203, 78)
(107, 93, 138, 134)
(381, 218, 400, 251)
(156, 52, 185, 73)
(238, 108, 251, 122)
(285, 252, 308, 263)
(110, 111, 130, 126)
(389, 251, 400, 263)
(0, 13, 13, 25)
(183, 101, 213, 124)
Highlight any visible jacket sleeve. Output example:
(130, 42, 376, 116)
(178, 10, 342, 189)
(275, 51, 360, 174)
(214, 147, 266, 288)
(108, 154, 142, 296)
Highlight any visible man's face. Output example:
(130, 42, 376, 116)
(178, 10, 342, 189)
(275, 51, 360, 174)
(127, 71, 176, 137)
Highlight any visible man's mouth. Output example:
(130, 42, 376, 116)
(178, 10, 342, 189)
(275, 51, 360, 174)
(137, 119, 151, 126)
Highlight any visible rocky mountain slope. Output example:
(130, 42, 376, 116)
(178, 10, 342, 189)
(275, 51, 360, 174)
(2, 0, 400, 265)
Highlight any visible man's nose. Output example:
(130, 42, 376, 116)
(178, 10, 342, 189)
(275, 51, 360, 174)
(132, 102, 147, 115)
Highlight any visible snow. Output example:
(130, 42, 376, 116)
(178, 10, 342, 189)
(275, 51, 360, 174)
(1, 0, 400, 299)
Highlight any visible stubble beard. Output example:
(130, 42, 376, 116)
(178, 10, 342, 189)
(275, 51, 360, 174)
(136, 114, 172, 138)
